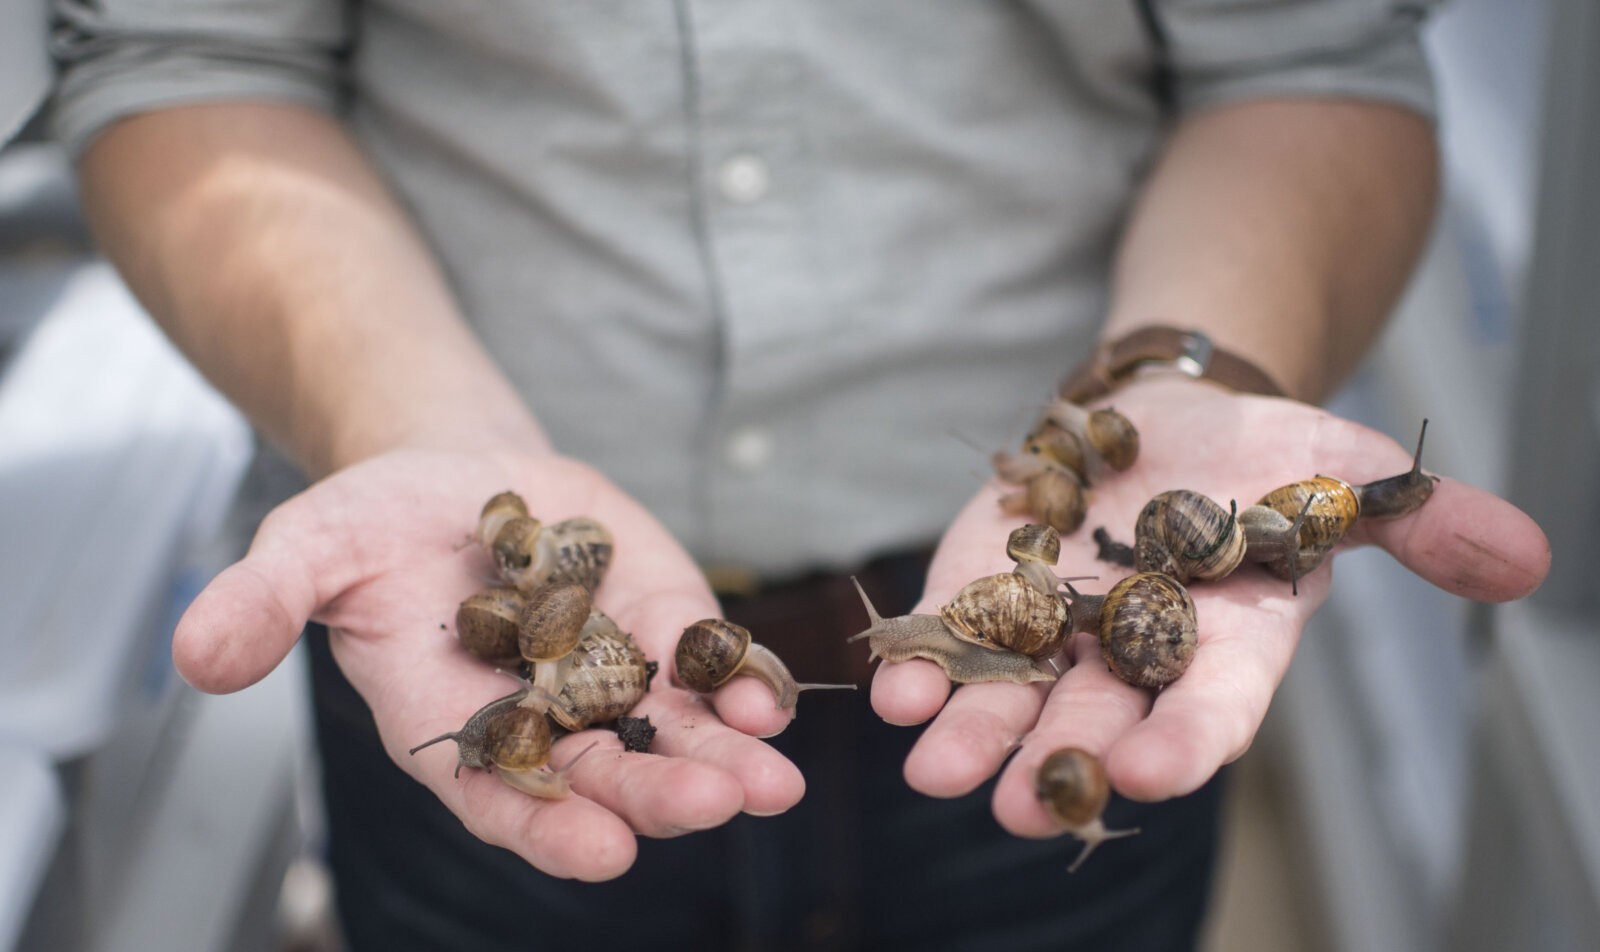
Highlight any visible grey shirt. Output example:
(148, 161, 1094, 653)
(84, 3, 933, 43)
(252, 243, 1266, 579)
(51, 0, 1436, 581)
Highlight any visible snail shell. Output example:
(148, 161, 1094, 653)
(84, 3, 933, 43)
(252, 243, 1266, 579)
(1248, 477, 1359, 582)
(1024, 419, 1088, 475)
(481, 704, 554, 772)
(492, 515, 615, 594)
(1096, 572, 1198, 689)
(544, 610, 649, 732)
(455, 587, 528, 666)
(940, 571, 1069, 661)
(847, 578, 1056, 684)
(1035, 747, 1141, 873)
(1134, 490, 1246, 584)
(1007, 523, 1065, 595)
(675, 618, 855, 711)
(518, 582, 592, 663)
(477, 491, 530, 549)
(998, 466, 1087, 536)
(1044, 401, 1140, 473)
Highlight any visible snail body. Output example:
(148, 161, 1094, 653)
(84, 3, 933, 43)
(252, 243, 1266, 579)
(675, 619, 856, 711)
(1035, 747, 1141, 872)
(407, 687, 586, 799)
(847, 578, 1057, 684)
(1066, 573, 1198, 689)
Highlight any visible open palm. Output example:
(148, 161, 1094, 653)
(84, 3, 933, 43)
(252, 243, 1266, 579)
(171, 447, 805, 880)
(869, 376, 1550, 837)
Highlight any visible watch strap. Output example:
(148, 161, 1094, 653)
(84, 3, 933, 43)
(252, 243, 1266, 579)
(1057, 326, 1286, 404)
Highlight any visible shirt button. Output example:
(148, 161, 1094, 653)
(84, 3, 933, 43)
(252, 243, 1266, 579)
(723, 426, 774, 472)
(717, 153, 770, 204)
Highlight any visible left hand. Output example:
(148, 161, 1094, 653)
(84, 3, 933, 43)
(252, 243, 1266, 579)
(868, 375, 1550, 836)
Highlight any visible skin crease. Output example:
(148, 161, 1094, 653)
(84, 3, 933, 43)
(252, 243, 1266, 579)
(876, 377, 1552, 840)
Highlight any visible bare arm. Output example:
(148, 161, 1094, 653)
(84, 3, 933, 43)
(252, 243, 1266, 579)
(76, 101, 546, 478)
(1106, 98, 1439, 402)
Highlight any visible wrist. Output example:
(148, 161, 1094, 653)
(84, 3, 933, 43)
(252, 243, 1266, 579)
(1058, 325, 1287, 406)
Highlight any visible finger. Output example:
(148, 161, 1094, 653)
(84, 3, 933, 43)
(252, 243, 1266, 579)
(902, 678, 1050, 798)
(989, 633, 1154, 837)
(633, 688, 807, 817)
(869, 656, 955, 726)
(544, 733, 748, 837)
(447, 759, 640, 881)
(1103, 580, 1311, 801)
(1351, 477, 1550, 602)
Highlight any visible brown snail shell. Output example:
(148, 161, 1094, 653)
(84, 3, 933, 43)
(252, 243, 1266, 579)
(544, 611, 650, 732)
(455, 587, 528, 666)
(1134, 490, 1246, 584)
(1044, 401, 1140, 473)
(847, 579, 1056, 684)
(940, 571, 1069, 661)
(492, 514, 615, 594)
(407, 688, 529, 777)
(1024, 419, 1088, 475)
(477, 491, 530, 549)
(1246, 476, 1358, 583)
(481, 704, 554, 772)
(675, 618, 855, 711)
(1007, 523, 1061, 567)
(1035, 747, 1141, 872)
(518, 582, 592, 663)
(1096, 572, 1198, 689)
(998, 466, 1087, 536)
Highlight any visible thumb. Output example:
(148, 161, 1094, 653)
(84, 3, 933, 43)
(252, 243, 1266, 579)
(172, 503, 354, 694)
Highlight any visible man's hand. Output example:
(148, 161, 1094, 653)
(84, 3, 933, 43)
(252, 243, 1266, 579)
(172, 447, 804, 880)
(870, 376, 1550, 836)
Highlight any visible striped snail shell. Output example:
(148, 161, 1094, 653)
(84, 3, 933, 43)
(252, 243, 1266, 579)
(1133, 490, 1246, 584)
(940, 571, 1069, 661)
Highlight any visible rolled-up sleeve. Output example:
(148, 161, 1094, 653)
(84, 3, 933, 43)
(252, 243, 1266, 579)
(1150, 0, 1438, 121)
(49, 0, 351, 157)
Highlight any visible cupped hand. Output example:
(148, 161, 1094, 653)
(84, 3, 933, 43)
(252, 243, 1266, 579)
(871, 376, 1550, 836)
(170, 447, 804, 880)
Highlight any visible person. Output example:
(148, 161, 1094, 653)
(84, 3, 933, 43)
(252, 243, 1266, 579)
(49, 2, 1549, 949)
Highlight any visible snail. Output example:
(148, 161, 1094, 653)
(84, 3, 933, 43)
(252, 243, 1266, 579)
(1041, 401, 1140, 476)
(407, 686, 597, 799)
(1064, 573, 1198, 689)
(518, 582, 593, 698)
(846, 526, 1076, 684)
(995, 463, 1087, 536)
(1034, 747, 1141, 872)
(540, 610, 652, 732)
(674, 619, 856, 711)
(487, 509, 614, 594)
(455, 587, 528, 666)
(1237, 418, 1439, 593)
(1103, 420, 1438, 596)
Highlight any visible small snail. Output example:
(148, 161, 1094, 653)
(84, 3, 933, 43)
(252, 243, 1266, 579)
(477, 491, 530, 550)
(847, 525, 1082, 684)
(1042, 401, 1140, 476)
(489, 513, 614, 594)
(1064, 572, 1198, 689)
(518, 582, 593, 698)
(1034, 747, 1140, 872)
(455, 586, 528, 666)
(407, 686, 594, 799)
(542, 610, 652, 732)
(996, 464, 1088, 536)
(675, 619, 856, 711)
(1243, 419, 1438, 593)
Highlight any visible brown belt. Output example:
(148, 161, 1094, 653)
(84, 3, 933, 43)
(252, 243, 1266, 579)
(712, 548, 935, 687)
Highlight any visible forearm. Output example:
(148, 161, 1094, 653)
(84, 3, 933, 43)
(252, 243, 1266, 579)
(75, 102, 546, 478)
(1105, 98, 1440, 404)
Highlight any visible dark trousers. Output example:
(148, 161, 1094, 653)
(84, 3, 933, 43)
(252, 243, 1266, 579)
(307, 552, 1225, 951)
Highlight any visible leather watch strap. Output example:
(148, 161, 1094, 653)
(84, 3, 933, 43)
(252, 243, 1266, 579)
(1057, 325, 1286, 405)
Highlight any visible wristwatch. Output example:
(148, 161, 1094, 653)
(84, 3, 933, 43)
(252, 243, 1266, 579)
(1057, 325, 1286, 405)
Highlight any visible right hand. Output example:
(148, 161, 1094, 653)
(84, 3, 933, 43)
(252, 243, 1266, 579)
(171, 446, 806, 881)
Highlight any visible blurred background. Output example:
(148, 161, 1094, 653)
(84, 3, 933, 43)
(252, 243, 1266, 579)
(0, 0, 1593, 949)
